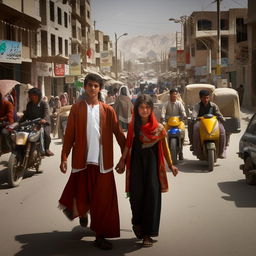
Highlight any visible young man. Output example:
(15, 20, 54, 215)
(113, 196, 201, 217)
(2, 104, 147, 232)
(161, 88, 187, 160)
(19, 88, 54, 156)
(59, 73, 126, 250)
(191, 89, 226, 159)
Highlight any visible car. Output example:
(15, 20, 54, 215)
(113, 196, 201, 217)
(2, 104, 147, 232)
(238, 113, 256, 185)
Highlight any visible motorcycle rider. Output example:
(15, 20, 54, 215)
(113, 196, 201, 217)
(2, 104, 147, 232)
(0, 92, 14, 154)
(19, 88, 54, 157)
(161, 88, 187, 160)
(190, 89, 226, 159)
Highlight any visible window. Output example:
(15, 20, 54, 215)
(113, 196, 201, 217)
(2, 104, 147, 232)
(197, 20, 212, 31)
(87, 10, 90, 19)
(50, 1, 55, 22)
(57, 7, 62, 25)
(221, 19, 229, 30)
(65, 39, 68, 56)
(236, 18, 247, 43)
(58, 37, 63, 54)
(64, 12, 68, 28)
(247, 115, 256, 135)
(51, 34, 55, 56)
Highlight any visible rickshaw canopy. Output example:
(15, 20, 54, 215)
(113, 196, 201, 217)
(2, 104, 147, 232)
(184, 84, 215, 107)
(212, 88, 240, 119)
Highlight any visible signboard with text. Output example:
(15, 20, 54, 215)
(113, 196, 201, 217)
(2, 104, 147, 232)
(100, 51, 112, 67)
(54, 64, 65, 76)
(0, 40, 22, 63)
(69, 54, 81, 75)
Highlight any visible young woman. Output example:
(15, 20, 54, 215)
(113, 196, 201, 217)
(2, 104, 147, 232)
(116, 94, 178, 247)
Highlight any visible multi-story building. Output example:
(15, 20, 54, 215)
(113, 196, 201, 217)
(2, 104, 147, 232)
(0, 0, 41, 82)
(247, 0, 256, 107)
(184, 8, 248, 88)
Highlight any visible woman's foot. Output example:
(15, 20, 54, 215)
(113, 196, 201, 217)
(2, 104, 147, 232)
(132, 225, 143, 239)
(142, 236, 153, 247)
(94, 237, 112, 250)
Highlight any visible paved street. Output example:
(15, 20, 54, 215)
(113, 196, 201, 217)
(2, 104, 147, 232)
(0, 110, 256, 256)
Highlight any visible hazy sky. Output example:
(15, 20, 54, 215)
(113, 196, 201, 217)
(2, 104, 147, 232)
(91, 0, 248, 40)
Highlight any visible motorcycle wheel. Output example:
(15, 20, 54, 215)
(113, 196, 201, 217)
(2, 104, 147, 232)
(8, 152, 25, 187)
(170, 138, 178, 165)
(207, 149, 215, 172)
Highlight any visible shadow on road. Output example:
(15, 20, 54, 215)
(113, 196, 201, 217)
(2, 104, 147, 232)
(176, 159, 214, 173)
(218, 179, 256, 207)
(15, 226, 140, 256)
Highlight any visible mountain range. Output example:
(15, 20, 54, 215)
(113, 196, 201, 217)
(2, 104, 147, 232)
(119, 33, 176, 61)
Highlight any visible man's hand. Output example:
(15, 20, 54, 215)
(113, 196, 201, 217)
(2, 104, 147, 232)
(40, 119, 47, 124)
(60, 161, 67, 173)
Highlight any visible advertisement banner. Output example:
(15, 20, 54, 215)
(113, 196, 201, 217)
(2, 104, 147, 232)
(100, 51, 112, 67)
(177, 50, 185, 66)
(54, 64, 65, 76)
(69, 54, 81, 75)
(0, 40, 22, 63)
(169, 47, 177, 68)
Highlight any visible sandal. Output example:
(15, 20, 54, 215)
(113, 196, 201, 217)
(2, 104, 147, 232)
(94, 237, 112, 250)
(132, 225, 143, 239)
(142, 236, 153, 247)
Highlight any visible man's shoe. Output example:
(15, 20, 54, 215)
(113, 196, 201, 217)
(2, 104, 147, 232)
(79, 214, 88, 227)
(45, 149, 54, 156)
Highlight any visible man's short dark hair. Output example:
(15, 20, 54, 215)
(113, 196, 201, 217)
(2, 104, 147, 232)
(84, 73, 103, 89)
(169, 88, 178, 95)
(199, 89, 210, 98)
(28, 87, 42, 100)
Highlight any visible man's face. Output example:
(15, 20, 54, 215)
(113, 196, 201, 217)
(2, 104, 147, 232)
(201, 95, 210, 106)
(170, 92, 177, 102)
(84, 80, 101, 98)
(29, 94, 39, 104)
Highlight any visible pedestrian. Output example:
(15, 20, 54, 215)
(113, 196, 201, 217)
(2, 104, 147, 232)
(115, 94, 179, 248)
(60, 93, 67, 106)
(59, 73, 126, 250)
(236, 84, 244, 107)
(113, 85, 133, 131)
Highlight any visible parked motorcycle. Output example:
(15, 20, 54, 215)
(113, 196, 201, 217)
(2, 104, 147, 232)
(8, 118, 45, 187)
(167, 116, 185, 164)
(194, 114, 220, 172)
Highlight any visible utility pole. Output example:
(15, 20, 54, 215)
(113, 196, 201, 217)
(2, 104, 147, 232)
(216, 0, 222, 77)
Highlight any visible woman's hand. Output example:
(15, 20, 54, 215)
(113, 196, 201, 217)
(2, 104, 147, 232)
(60, 160, 67, 173)
(115, 159, 126, 174)
(169, 165, 179, 176)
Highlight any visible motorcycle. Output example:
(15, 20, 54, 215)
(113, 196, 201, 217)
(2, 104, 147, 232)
(167, 116, 185, 164)
(8, 118, 45, 187)
(195, 114, 220, 172)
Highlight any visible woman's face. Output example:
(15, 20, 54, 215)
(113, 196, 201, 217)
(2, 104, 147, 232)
(138, 103, 152, 120)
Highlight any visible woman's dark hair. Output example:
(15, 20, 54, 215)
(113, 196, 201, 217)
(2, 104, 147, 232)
(120, 87, 127, 96)
(28, 87, 42, 101)
(199, 89, 210, 98)
(84, 73, 104, 101)
(133, 94, 154, 137)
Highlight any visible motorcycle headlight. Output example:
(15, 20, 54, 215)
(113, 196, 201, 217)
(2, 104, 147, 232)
(16, 132, 29, 145)
(29, 131, 40, 142)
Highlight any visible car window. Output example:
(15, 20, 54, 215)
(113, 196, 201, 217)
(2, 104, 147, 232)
(247, 115, 256, 135)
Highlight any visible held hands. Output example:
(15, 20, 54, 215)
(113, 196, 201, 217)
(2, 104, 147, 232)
(169, 165, 179, 177)
(115, 158, 126, 174)
(60, 161, 67, 173)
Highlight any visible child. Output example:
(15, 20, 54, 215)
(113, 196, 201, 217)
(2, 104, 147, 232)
(115, 94, 178, 247)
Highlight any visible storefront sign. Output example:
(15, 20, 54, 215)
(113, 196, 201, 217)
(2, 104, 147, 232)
(0, 40, 22, 63)
(36, 62, 52, 76)
(69, 54, 81, 75)
(100, 51, 112, 67)
(169, 47, 177, 68)
(54, 64, 65, 76)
